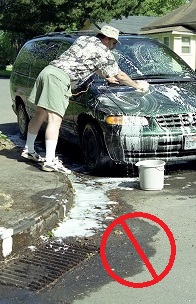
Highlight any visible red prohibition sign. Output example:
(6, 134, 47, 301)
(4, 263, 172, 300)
(100, 212, 176, 288)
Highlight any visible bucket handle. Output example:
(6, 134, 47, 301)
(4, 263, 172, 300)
(136, 165, 165, 171)
(156, 167, 165, 171)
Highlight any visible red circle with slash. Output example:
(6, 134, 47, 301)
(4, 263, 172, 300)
(100, 212, 176, 288)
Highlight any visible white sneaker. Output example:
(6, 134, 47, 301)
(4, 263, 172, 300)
(21, 149, 45, 162)
(42, 157, 71, 174)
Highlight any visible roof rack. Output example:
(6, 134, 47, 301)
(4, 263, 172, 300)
(33, 30, 97, 39)
(34, 32, 71, 38)
(33, 30, 140, 40)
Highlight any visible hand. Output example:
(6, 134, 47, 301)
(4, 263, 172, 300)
(106, 76, 120, 85)
(136, 80, 149, 93)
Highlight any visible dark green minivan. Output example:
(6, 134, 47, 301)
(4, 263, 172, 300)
(10, 32, 196, 172)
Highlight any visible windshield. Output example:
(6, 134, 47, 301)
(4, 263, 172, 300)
(112, 37, 195, 79)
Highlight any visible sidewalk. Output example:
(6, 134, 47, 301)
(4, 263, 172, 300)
(0, 141, 74, 260)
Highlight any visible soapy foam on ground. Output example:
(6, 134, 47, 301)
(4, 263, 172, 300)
(53, 176, 138, 238)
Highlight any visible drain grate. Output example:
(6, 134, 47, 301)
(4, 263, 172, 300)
(0, 240, 99, 290)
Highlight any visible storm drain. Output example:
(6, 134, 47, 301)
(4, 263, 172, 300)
(0, 240, 99, 290)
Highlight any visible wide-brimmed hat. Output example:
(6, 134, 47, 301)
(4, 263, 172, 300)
(99, 25, 120, 43)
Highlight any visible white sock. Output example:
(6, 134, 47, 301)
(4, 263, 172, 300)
(24, 132, 37, 153)
(45, 139, 57, 163)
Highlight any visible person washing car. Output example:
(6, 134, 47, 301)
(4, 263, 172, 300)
(21, 25, 149, 173)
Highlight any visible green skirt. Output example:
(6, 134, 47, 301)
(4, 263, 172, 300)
(28, 65, 72, 117)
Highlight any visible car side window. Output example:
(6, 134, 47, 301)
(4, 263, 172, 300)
(13, 42, 33, 75)
(57, 41, 72, 56)
(28, 39, 73, 79)
(29, 39, 62, 78)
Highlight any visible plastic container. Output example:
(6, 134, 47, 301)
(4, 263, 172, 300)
(135, 160, 165, 190)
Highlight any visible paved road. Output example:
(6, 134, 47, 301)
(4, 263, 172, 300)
(70, 170, 196, 304)
(0, 78, 196, 304)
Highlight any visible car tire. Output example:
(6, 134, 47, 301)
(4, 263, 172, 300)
(17, 103, 29, 139)
(82, 123, 112, 173)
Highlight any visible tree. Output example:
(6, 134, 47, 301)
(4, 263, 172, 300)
(0, 0, 187, 36)
(0, 31, 16, 67)
(134, 0, 188, 16)
(0, 0, 187, 60)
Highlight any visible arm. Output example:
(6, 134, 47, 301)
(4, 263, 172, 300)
(96, 70, 148, 92)
(95, 47, 148, 91)
(95, 70, 119, 84)
(112, 71, 149, 92)
(114, 71, 139, 89)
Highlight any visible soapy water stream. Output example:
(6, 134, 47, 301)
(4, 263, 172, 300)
(53, 175, 138, 238)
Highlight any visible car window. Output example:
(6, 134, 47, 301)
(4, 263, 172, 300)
(13, 38, 73, 79)
(28, 40, 63, 78)
(113, 37, 195, 79)
(57, 41, 72, 56)
(12, 42, 33, 75)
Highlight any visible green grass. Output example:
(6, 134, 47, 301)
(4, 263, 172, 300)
(0, 65, 12, 77)
(0, 131, 8, 140)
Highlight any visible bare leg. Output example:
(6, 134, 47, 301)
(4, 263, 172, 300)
(25, 108, 62, 160)
(45, 111, 62, 162)
(45, 111, 62, 140)
(28, 106, 48, 135)
(42, 111, 71, 173)
(22, 106, 48, 161)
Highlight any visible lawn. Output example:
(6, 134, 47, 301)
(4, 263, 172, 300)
(0, 65, 12, 77)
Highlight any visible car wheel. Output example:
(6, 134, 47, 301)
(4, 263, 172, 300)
(82, 123, 111, 173)
(17, 103, 29, 139)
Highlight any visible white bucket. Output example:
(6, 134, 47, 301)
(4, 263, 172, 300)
(135, 160, 165, 190)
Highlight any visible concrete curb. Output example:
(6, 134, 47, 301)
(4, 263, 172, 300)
(0, 174, 75, 260)
(0, 145, 75, 260)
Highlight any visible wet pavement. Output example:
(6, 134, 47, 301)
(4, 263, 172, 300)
(0, 163, 195, 304)
(0, 142, 74, 260)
